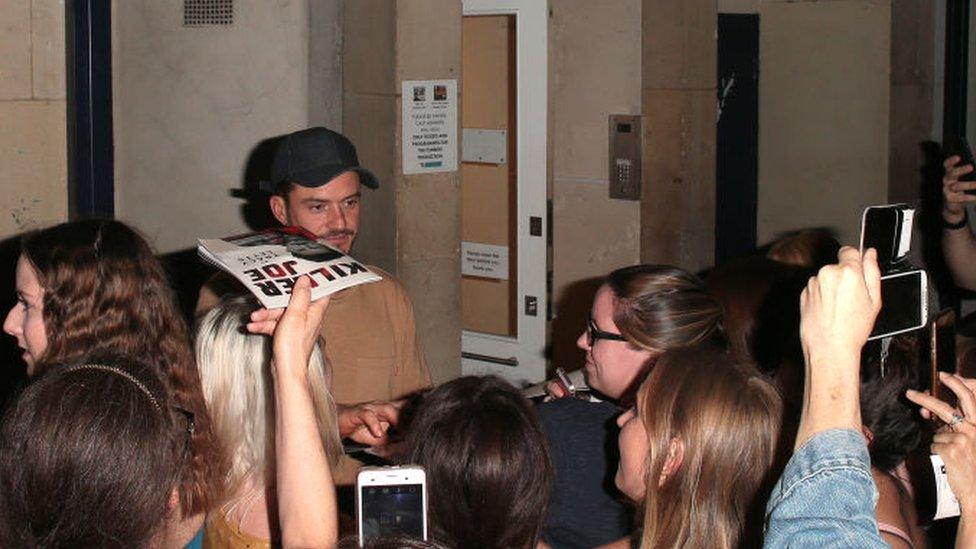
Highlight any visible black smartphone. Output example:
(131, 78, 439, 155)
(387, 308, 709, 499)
(944, 135, 976, 193)
(859, 204, 914, 271)
(869, 269, 928, 341)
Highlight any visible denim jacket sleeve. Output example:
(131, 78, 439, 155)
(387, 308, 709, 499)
(764, 428, 887, 548)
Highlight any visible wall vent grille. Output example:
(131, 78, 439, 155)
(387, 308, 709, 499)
(183, 0, 233, 26)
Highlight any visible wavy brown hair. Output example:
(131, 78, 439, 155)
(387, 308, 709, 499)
(606, 265, 726, 353)
(636, 348, 782, 549)
(21, 219, 225, 516)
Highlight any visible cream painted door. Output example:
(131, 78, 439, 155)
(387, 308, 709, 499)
(460, 0, 547, 385)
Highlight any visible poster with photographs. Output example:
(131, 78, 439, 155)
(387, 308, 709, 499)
(402, 79, 458, 174)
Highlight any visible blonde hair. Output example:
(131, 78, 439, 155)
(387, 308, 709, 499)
(195, 296, 341, 497)
(637, 348, 782, 549)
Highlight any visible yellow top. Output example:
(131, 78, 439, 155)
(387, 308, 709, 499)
(202, 509, 272, 549)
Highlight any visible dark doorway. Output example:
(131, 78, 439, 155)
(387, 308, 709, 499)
(715, 13, 759, 265)
(67, 0, 114, 219)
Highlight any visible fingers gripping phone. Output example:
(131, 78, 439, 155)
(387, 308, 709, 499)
(944, 135, 976, 192)
(357, 465, 427, 544)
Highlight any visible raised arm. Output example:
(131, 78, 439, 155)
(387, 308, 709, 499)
(764, 247, 886, 548)
(941, 155, 976, 290)
(794, 247, 881, 448)
(257, 277, 337, 548)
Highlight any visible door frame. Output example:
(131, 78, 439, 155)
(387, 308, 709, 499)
(461, 0, 548, 385)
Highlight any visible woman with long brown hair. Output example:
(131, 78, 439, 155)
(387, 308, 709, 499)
(539, 264, 727, 548)
(2, 219, 225, 540)
(615, 347, 782, 548)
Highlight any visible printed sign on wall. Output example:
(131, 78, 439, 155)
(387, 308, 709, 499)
(402, 79, 458, 174)
(461, 242, 509, 280)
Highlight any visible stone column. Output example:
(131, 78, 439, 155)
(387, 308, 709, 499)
(640, 0, 717, 272)
(343, 0, 462, 383)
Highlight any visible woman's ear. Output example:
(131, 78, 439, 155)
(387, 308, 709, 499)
(167, 489, 181, 516)
(658, 437, 684, 486)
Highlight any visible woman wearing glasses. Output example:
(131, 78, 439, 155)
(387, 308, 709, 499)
(538, 264, 727, 549)
(1, 219, 226, 546)
(576, 265, 726, 403)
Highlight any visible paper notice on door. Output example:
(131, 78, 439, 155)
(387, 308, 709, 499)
(402, 79, 458, 174)
(462, 242, 509, 280)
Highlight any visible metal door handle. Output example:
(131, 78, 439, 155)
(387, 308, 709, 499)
(461, 352, 519, 367)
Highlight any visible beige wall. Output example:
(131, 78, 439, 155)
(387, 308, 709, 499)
(550, 0, 642, 368)
(640, 0, 717, 271)
(888, 0, 934, 205)
(718, 1, 898, 246)
(112, 0, 325, 253)
(344, 0, 462, 384)
(757, 0, 891, 246)
(0, 0, 67, 239)
(550, 0, 643, 292)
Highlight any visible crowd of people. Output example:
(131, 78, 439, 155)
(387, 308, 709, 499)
(2, 127, 976, 548)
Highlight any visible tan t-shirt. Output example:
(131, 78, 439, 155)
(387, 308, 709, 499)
(196, 267, 431, 404)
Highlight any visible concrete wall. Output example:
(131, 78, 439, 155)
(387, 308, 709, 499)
(716, 1, 896, 247)
(550, 0, 642, 300)
(342, 0, 397, 274)
(343, 0, 462, 384)
(757, 0, 891, 246)
(640, 0, 717, 271)
(549, 0, 642, 368)
(112, 0, 336, 253)
(0, 0, 67, 239)
(888, 0, 934, 205)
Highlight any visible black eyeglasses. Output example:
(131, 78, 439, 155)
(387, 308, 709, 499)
(586, 314, 628, 347)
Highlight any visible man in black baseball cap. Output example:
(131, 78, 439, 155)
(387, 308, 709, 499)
(265, 126, 379, 253)
(198, 127, 431, 481)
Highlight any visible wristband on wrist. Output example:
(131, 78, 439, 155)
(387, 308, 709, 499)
(944, 209, 969, 230)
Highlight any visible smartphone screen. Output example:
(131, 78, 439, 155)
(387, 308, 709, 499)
(861, 207, 901, 269)
(360, 483, 425, 540)
(870, 270, 926, 340)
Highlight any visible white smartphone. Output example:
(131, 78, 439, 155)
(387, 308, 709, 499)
(868, 269, 928, 341)
(356, 465, 428, 544)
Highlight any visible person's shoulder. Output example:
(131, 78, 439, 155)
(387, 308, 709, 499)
(538, 396, 620, 423)
(871, 468, 912, 529)
(359, 265, 412, 299)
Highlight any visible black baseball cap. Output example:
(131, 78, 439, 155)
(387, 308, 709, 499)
(262, 127, 379, 193)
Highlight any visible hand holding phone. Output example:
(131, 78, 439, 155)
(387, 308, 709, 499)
(943, 137, 976, 213)
(906, 373, 976, 517)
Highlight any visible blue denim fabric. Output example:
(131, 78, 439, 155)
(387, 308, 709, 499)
(184, 527, 203, 549)
(764, 428, 886, 548)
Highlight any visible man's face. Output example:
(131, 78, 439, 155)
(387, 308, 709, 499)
(270, 171, 362, 253)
